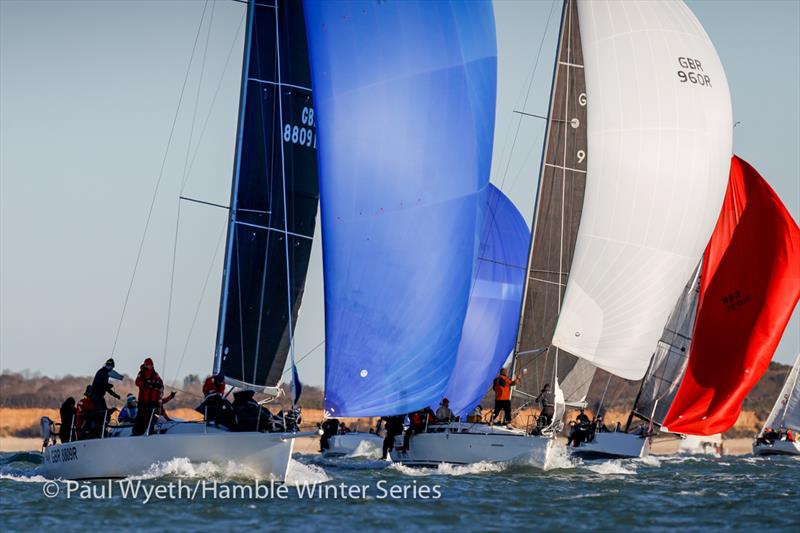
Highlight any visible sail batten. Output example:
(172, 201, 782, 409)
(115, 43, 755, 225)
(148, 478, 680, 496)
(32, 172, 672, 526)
(214, 0, 319, 390)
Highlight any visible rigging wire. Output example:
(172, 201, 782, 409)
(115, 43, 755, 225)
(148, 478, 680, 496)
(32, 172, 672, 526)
(169, 221, 227, 386)
(466, 0, 558, 385)
(110, 0, 211, 357)
(162, 0, 217, 376)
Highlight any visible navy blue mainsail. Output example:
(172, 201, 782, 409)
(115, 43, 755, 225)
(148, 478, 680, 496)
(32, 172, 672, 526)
(214, 0, 319, 390)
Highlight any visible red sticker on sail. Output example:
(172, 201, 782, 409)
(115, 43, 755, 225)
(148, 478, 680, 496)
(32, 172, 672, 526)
(662, 155, 800, 435)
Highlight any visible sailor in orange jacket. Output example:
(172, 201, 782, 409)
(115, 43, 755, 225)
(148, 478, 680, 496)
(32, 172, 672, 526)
(492, 368, 519, 425)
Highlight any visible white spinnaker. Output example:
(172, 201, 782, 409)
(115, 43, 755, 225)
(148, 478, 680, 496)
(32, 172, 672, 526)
(551, 0, 732, 380)
(763, 354, 800, 433)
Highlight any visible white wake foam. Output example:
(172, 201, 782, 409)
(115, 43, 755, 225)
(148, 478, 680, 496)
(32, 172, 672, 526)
(637, 455, 662, 467)
(584, 460, 636, 475)
(129, 457, 260, 480)
(345, 440, 382, 459)
(0, 472, 51, 483)
(285, 459, 330, 486)
(389, 461, 506, 477)
(543, 445, 578, 470)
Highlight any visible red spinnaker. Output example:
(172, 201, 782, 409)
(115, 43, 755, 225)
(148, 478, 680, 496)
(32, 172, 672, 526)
(662, 155, 800, 435)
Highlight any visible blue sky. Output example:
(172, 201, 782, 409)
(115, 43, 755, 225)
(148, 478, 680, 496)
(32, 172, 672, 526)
(1, 0, 797, 386)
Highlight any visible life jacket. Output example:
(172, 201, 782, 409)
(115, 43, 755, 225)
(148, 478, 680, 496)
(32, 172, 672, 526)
(493, 375, 512, 401)
(136, 369, 164, 404)
(202, 376, 225, 397)
(409, 412, 423, 427)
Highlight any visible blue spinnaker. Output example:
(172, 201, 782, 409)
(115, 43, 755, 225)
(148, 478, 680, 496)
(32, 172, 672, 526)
(304, 0, 497, 417)
(444, 185, 530, 416)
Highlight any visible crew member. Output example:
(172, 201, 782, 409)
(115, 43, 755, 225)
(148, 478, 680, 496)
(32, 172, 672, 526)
(118, 393, 138, 424)
(381, 415, 404, 460)
(90, 358, 123, 425)
(492, 368, 519, 425)
(133, 357, 170, 436)
(535, 384, 554, 428)
(403, 408, 434, 452)
(436, 398, 454, 423)
(319, 418, 340, 452)
(203, 372, 226, 397)
(76, 386, 97, 439)
(568, 408, 592, 447)
(59, 397, 76, 443)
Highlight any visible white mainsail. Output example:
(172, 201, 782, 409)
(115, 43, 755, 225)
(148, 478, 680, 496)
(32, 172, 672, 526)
(551, 0, 733, 380)
(763, 354, 800, 433)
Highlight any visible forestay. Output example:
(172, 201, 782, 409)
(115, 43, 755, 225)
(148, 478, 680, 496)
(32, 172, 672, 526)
(214, 0, 319, 391)
(305, 0, 498, 416)
(550, 0, 732, 380)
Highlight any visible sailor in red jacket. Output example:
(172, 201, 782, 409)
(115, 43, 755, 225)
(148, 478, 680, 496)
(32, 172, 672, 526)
(133, 357, 174, 435)
(202, 372, 226, 398)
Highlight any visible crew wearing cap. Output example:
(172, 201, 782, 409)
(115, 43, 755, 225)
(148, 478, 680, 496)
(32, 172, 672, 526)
(118, 393, 138, 424)
(90, 357, 123, 427)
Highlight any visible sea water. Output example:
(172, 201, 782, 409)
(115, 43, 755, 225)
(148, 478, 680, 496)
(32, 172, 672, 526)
(1, 450, 797, 530)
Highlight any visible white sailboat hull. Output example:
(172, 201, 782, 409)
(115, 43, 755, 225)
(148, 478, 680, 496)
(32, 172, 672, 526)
(40, 423, 296, 480)
(568, 432, 650, 459)
(389, 423, 558, 469)
(323, 432, 383, 458)
(753, 439, 800, 456)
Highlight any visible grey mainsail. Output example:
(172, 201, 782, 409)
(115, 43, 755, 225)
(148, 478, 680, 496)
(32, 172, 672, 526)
(513, 0, 590, 406)
(626, 264, 702, 430)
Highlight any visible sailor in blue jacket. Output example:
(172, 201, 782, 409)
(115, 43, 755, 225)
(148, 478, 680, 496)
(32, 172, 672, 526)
(118, 394, 138, 424)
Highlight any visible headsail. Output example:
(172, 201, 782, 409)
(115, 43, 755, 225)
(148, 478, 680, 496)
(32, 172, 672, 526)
(762, 354, 800, 434)
(214, 0, 319, 392)
(627, 264, 701, 430)
(663, 156, 800, 435)
(549, 0, 733, 381)
(305, 0, 498, 417)
(445, 185, 530, 416)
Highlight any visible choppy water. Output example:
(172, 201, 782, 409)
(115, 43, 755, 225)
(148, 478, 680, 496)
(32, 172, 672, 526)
(1, 449, 798, 531)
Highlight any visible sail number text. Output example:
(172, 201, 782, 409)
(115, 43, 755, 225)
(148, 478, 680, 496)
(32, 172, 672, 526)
(676, 57, 711, 87)
(283, 106, 317, 149)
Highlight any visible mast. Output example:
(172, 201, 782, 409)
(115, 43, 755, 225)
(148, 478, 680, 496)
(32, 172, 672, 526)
(512, 0, 589, 407)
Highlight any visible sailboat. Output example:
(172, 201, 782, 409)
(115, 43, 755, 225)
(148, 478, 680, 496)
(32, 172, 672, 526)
(511, 0, 731, 462)
(754, 354, 800, 456)
(570, 266, 702, 459)
(323, 182, 531, 460)
(40, 0, 318, 480)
